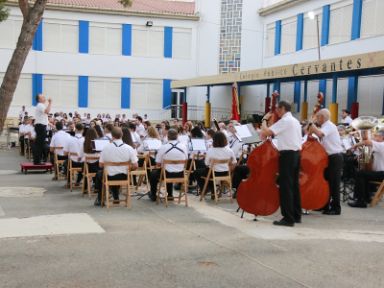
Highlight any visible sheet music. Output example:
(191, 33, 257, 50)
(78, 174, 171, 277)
(93, 140, 110, 152)
(235, 125, 252, 139)
(191, 138, 207, 152)
(144, 139, 162, 151)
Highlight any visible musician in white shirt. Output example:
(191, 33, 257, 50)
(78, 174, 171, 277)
(227, 122, 243, 159)
(94, 127, 138, 206)
(19, 116, 28, 156)
(148, 129, 188, 201)
(341, 109, 353, 125)
(64, 123, 85, 186)
(50, 121, 70, 160)
(34, 94, 52, 165)
(309, 109, 344, 215)
(261, 101, 302, 227)
(102, 123, 113, 141)
(195, 132, 236, 198)
(348, 130, 384, 208)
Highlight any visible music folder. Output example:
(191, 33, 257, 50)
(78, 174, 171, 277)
(191, 138, 207, 152)
(236, 124, 261, 144)
(92, 139, 110, 152)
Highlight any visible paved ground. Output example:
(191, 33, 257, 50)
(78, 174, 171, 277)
(0, 148, 383, 288)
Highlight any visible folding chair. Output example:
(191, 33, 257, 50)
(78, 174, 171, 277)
(187, 153, 205, 194)
(200, 159, 233, 204)
(157, 160, 188, 208)
(52, 147, 66, 180)
(81, 155, 100, 198)
(67, 152, 83, 192)
(101, 161, 131, 209)
(130, 154, 149, 192)
(370, 180, 384, 207)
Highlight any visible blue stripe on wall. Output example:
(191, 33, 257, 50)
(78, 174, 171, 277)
(121, 78, 131, 109)
(78, 76, 88, 108)
(164, 27, 173, 58)
(321, 5, 330, 46)
(351, 0, 363, 40)
(79, 21, 89, 54)
(122, 24, 132, 56)
(296, 13, 304, 51)
(32, 74, 43, 106)
(348, 76, 358, 110)
(294, 81, 301, 112)
(163, 79, 172, 108)
(274, 20, 282, 55)
(32, 21, 43, 51)
(273, 81, 281, 94)
(319, 79, 327, 107)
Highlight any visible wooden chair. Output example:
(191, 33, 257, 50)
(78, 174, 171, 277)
(157, 160, 188, 208)
(130, 154, 149, 192)
(81, 155, 100, 198)
(24, 138, 31, 160)
(52, 147, 66, 180)
(67, 152, 83, 192)
(101, 162, 131, 209)
(187, 153, 205, 194)
(370, 180, 384, 207)
(200, 159, 233, 204)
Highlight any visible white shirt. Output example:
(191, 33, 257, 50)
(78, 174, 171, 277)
(205, 138, 213, 149)
(372, 141, 384, 172)
(228, 134, 243, 159)
(205, 146, 236, 172)
(269, 112, 302, 151)
(178, 134, 190, 147)
(64, 133, 85, 162)
(131, 131, 141, 146)
(342, 116, 353, 125)
(35, 103, 48, 125)
(23, 124, 36, 139)
(319, 120, 343, 155)
(156, 140, 188, 173)
(136, 123, 146, 137)
(19, 124, 26, 135)
(84, 152, 100, 164)
(50, 130, 71, 156)
(100, 139, 138, 176)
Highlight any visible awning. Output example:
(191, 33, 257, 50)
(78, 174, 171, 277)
(171, 51, 384, 89)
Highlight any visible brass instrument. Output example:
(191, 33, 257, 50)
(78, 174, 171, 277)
(351, 116, 378, 169)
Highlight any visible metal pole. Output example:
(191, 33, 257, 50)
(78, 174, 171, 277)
(316, 14, 321, 61)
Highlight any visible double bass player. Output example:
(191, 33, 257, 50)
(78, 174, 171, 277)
(261, 101, 302, 227)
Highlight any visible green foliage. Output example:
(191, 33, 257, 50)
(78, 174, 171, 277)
(0, 0, 9, 22)
(119, 0, 133, 7)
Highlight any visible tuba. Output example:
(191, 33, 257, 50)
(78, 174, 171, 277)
(351, 116, 378, 169)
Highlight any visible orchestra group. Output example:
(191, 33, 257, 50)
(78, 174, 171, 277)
(17, 94, 384, 227)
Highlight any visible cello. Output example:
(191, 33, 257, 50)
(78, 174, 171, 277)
(299, 91, 330, 210)
(236, 92, 280, 216)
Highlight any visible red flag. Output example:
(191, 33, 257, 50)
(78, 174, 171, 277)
(231, 82, 240, 121)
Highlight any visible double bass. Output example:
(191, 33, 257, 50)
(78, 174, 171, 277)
(236, 92, 280, 216)
(300, 91, 329, 210)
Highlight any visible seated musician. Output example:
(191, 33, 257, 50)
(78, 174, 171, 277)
(205, 129, 215, 149)
(50, 121, 70, 160)
(102, 123, 114, 141)
(148, 129, 188, 201)
(19, 116, 28, 156)
(348, 129, 384, 208)
(94, 127, 138, 206)
(83, 127, 101, 173)
(227, 122, 243, 160)
(188, 126, 207, 187)
(64, 123, 85, 186)
(195, 132, 236, 198)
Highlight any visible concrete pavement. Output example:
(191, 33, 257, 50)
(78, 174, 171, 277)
(0, 148, 383, 288)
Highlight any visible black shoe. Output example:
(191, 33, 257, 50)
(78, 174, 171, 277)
(148, 192, 156, 202)
(348, 200, 367, 208)
(294, 218, 302, 224)
(323, 210, 341, 215)
(94, 199, 101, 206)
(273, 219, 294, 227)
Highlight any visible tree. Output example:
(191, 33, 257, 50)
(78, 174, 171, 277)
(0, 0, 132, 133)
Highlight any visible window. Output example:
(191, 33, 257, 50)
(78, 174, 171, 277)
(43, 75, 77, 108)
(281, 17, 297, 54)
(361, 0, 384, 38)
(132, 26, 164, 57)
(173, 28, 192, 59)
(88, 77, 121, 109)
(0, 17, 23, 49)
(131, 79, 162, 109)
(265, 23, 275, 57)
(329, 1, 353, 44)
(89, 23, 122, 55)
(303, 11, 323, 50)
(43, 20, 78, 53)
(280, 82, 294, 104)
(358, 75, 384, 117)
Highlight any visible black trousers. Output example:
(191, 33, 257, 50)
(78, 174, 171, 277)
(195, 167, 229, 193)
(149, 170, 184, 199)
(188, 158, 206, 185)
(33, 124, 46, 164)
(95, 172, 128, 201)
(65, 160, 83, 184)
(19, 135, 25, 155)
(354, 170, 384, 203)
(325, 154, 343, 212)
(278, 150, 301, 224)
(231, 165, 250, 198)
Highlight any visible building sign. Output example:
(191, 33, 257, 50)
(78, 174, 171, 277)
(172, 51, 384, 89)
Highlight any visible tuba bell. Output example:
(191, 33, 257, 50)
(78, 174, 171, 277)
(351, 116, 378, 169)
